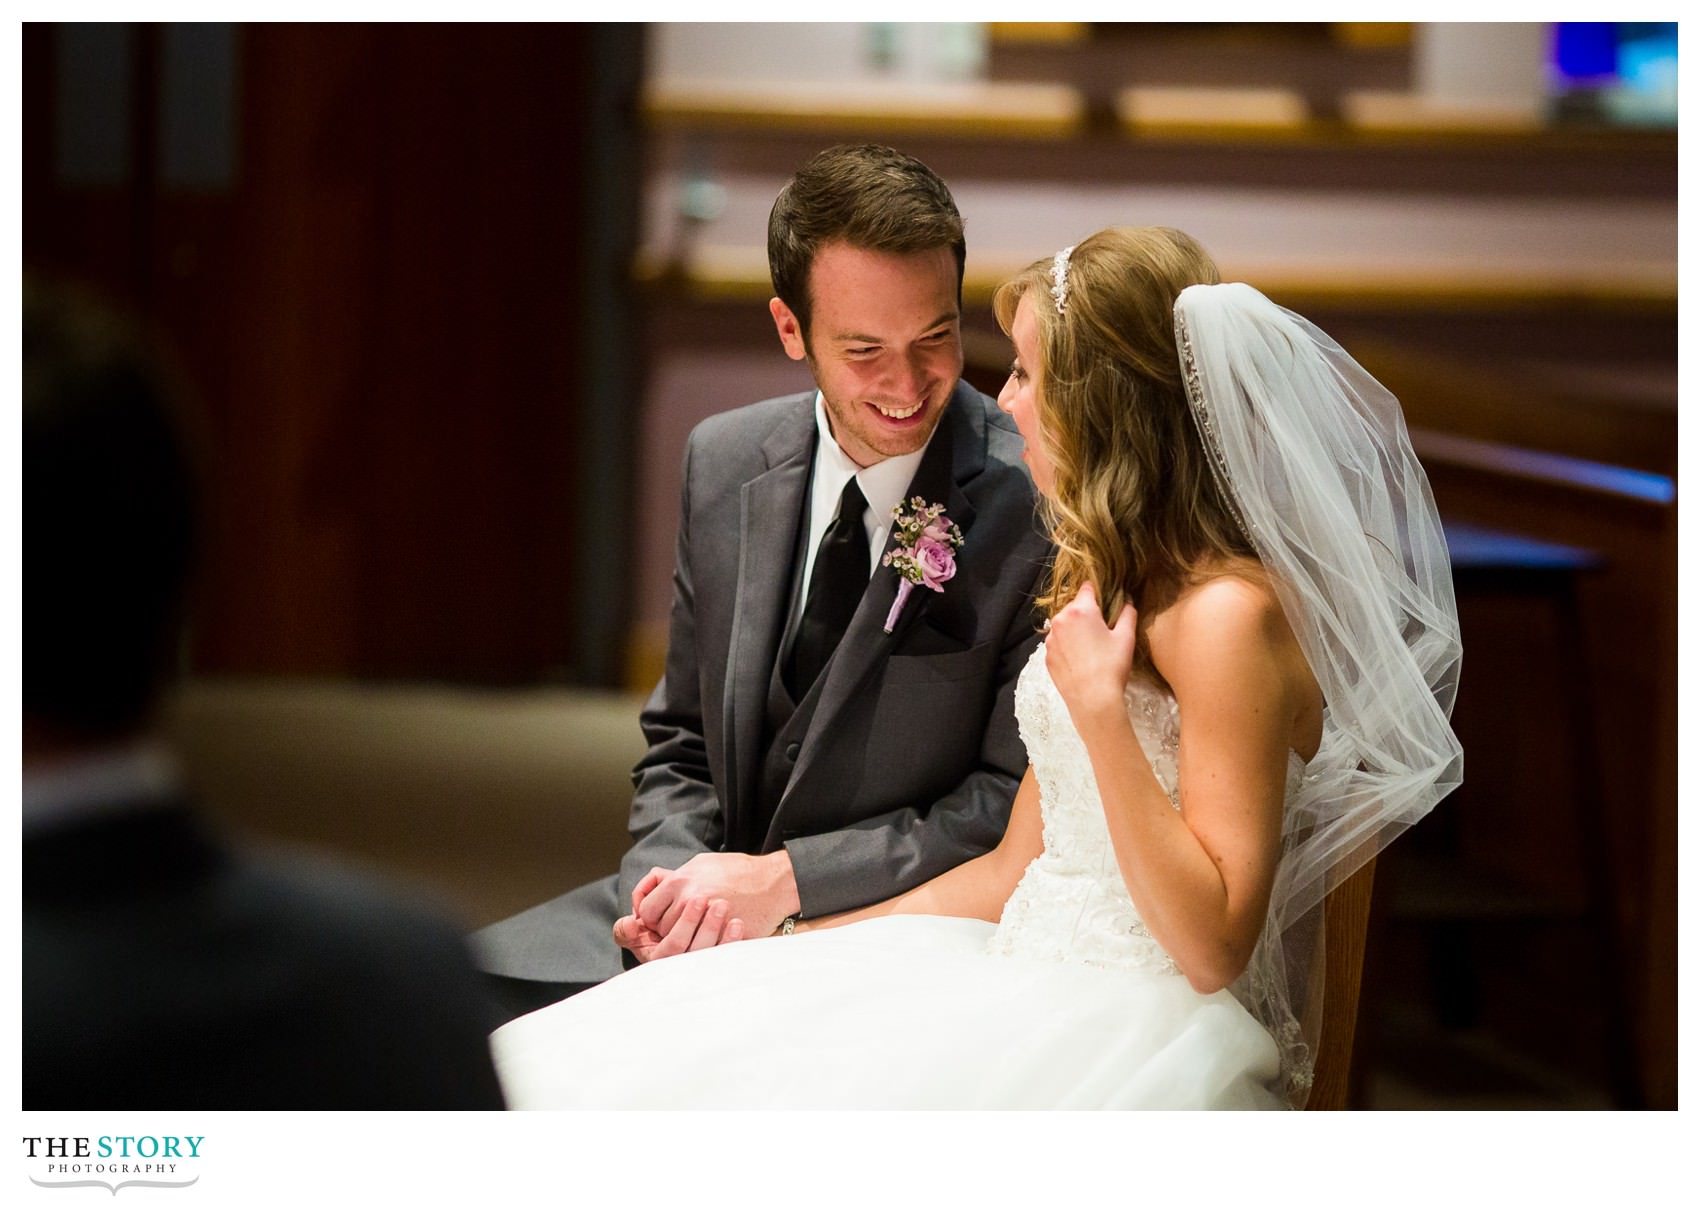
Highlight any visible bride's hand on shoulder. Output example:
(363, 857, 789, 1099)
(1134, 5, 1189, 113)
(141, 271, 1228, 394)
(1046, 582, 1136, 727)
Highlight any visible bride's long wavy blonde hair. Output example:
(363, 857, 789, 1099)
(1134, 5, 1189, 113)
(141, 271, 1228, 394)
(994, 227, 1256, 672)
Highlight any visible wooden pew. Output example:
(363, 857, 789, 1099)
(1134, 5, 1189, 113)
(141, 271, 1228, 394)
(1411, 428, 1675, 1107)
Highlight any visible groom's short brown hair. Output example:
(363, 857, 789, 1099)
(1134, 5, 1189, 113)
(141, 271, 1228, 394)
(767, 144, 965, 344)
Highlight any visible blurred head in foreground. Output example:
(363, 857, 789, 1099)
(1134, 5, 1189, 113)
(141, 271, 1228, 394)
(23, 280, 202, 755)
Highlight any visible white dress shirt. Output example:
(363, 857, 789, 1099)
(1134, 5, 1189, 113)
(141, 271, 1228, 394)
(794, 392, 932, 624)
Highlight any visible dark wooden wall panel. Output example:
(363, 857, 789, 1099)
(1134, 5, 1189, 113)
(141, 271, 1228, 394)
(25, 23, 635, 682)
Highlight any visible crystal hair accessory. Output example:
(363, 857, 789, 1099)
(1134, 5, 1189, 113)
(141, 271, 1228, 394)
(881, 497, 964, 633)
(1049, 245, 1075, 314)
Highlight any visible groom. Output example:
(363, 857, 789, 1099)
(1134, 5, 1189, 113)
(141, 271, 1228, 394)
(474, 145, 1051, 1018)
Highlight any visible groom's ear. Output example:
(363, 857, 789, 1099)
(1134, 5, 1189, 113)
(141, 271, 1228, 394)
(769, 297, 809, 362)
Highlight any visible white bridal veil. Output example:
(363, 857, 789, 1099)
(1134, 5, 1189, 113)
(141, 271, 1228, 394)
(1174, 283, 1465, 1102)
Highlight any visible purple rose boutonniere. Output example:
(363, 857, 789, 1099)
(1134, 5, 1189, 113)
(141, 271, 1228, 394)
(881, 496, 965, 633)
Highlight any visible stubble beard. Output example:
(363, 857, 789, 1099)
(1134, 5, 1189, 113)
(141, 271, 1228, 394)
(809, 354, 952, 467)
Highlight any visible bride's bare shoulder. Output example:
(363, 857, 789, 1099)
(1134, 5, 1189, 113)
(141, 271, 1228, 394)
(1149, 563, 1284, 644)
(1146, 562, 1305, 687)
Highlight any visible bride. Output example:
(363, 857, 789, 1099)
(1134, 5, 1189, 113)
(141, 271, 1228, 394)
(492, 226, 1463, 1109)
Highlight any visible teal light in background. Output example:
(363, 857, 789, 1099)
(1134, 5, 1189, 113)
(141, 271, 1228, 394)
(1551, 22, 1677, 126)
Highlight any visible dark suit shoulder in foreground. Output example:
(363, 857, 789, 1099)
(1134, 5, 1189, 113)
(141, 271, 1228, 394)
(24, 806, 505, 1110)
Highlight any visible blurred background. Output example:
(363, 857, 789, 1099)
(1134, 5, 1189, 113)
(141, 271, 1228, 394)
(22, 21, 1676, 1109)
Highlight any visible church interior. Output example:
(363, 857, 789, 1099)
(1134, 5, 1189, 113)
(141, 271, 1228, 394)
(22, 21, 1677, 1110)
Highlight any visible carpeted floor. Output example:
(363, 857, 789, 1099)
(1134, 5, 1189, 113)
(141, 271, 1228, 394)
(165, 678, 643, 930)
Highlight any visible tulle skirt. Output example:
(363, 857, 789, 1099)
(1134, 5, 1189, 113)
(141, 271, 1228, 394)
(491, 915, 1284, 1110)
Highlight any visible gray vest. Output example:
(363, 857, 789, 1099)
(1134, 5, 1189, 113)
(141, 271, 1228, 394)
(745, 476, 846, 852)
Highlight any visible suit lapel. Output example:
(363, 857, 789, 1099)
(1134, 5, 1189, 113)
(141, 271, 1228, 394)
(780, 386, 988, 816)
(722, 406, 814, 835)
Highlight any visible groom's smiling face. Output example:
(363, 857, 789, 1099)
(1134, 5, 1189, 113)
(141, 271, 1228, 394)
(770, 240, 963, 468)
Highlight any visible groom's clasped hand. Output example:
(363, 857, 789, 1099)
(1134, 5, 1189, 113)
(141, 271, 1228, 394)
(612, 853, 797, 961)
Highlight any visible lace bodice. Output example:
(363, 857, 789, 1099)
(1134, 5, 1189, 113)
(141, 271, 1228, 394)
(989, 642, 1302, 976)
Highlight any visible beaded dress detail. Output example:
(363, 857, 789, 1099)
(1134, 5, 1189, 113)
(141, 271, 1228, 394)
(990, 643, 1303, 976)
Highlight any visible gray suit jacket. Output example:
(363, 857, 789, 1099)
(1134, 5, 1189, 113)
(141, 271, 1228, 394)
(475, 383, 1050, 984)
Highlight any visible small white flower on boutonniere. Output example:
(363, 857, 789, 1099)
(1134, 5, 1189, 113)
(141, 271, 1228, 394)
(881, 496, 965, 633)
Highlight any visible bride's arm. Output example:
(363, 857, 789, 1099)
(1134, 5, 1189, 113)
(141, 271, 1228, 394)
(1047, 579, 1301, 995)
(794, 767, 1043, 933)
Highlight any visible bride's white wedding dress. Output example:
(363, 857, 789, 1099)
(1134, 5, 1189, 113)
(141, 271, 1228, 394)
(491, 643, 1289, 1109)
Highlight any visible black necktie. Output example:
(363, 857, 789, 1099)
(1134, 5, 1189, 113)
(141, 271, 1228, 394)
(786, 476, 869, 698)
